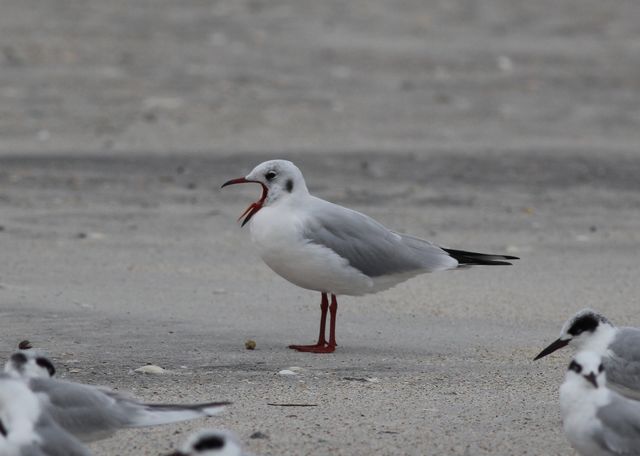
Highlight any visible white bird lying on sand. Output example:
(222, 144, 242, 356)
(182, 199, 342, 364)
(4, 351, 230, 442)
(560, 351, 640, 456)
(535, 309, 640, 399)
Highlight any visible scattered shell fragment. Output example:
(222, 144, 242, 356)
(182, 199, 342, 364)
(278, 369, 298, 376)
(18, 340, 33, 350)
(245, 339, 256, 350)
(134, 365, 167, 375)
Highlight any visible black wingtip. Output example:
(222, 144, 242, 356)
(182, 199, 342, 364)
(443, 248, 519, 266)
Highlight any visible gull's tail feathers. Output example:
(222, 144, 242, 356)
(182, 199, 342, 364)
(129, 401, 231, 427)
(443, 248, 519, 266)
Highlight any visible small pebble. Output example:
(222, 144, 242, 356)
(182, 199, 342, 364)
(18, 340, 33, 350)
(245, 339, 256, 350)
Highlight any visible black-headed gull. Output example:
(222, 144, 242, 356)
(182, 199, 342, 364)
(222, 159, 518, 353)
(0, 374, 91, 456)
(534, 309, 640, 399)
(560, 351, 640, 456)
(4, 351, 230, 442)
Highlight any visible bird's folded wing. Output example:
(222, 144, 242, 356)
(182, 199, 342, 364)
(35, 413, 92, 456)
(595, 394, 640, 454)
(30, 378, 131, 438)
(302, 200, 457, 277)
(606, 330, 640, 398)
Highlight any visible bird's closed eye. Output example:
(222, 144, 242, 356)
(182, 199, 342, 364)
(265, 171, 277, 180)
(569, 360, 582, 373)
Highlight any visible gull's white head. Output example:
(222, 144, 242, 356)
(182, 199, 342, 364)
(564, 351, 606, 390)
(169, 430, 242, 456)
(4, 351, 56, 379)
(221, 159, 309, 226)
(534, 309, 614, 360)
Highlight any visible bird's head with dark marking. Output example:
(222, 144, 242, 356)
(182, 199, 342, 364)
(566, 351, 605, 389)
(534, 309, 613, 360)
(4, 351, 56, 379)
(168, 430, 242, 456)
(222, 160, 308, 227)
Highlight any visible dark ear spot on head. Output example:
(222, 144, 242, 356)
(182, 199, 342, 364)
(36, 357, 56, 377)
(285, 179, 293, 193)
(0, 418, 7, 437)
(10, 352, 27, 366)
(568, 314, 600, 336)
(599, 363, 605, 373)
(194, 435, 225, 451)
(569, 360, 582, 374)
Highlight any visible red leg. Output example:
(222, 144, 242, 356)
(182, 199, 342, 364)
(327, 294, 338, 349)
(289, 293, 330, 352)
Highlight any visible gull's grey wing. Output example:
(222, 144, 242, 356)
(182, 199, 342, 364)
(29, 413, 91, 456)
(302, 198, 458, 277)
(594, 392, 640, 455)
(29, 378, 136, 442)
(606, 329, 640, 399)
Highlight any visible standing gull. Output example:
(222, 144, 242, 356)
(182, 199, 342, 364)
(222, 159, 518, 353)
(4, 351, 230, 442)
(560, 351, 640, 456)
(534, 309, 640, 399)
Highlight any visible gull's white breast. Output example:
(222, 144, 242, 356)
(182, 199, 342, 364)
(560, 383, 611, 456)
(249, 204, 374, 295)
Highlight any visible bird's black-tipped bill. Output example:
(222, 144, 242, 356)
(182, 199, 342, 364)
(533, 337, 570, 360)
(584, 372, 598, 388)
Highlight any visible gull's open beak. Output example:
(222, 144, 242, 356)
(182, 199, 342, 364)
(584, 372, 598, 388)
(533, 337, 570, 360)
(221, 177, 268, 227)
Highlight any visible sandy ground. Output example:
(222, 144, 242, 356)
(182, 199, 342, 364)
(1, 1, 640, 455)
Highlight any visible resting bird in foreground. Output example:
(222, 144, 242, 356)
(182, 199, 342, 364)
(0, 374, 91, 456)
(4, 351, 230, 442)
(167, 430, 244, 456)
(560, 351, 640, 456)
(222, 159, 518, 353)
(534, 309, 640, 399)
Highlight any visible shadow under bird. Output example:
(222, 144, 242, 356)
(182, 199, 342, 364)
(560, 351, 640, 456)
(0, 374, 91, 456)
(4, 351, 230, 443)
(534, 309, 640, 399)
(167, 430, 245, 456)
(222, 159, 518, 353)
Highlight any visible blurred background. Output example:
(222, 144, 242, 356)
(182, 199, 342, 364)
(1, 0, 639, 156)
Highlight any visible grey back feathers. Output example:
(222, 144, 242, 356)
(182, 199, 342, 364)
(594, 393, 640, 454)
(302, 198, 458, 277)
(604, 328, 640, 399)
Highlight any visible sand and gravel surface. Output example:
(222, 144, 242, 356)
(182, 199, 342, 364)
(1, 1, 640, 455)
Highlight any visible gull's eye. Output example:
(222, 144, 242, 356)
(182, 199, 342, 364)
(265, 171, 277, 181)
(569, 360, 582, 373)
(598, 363, 604, 373)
